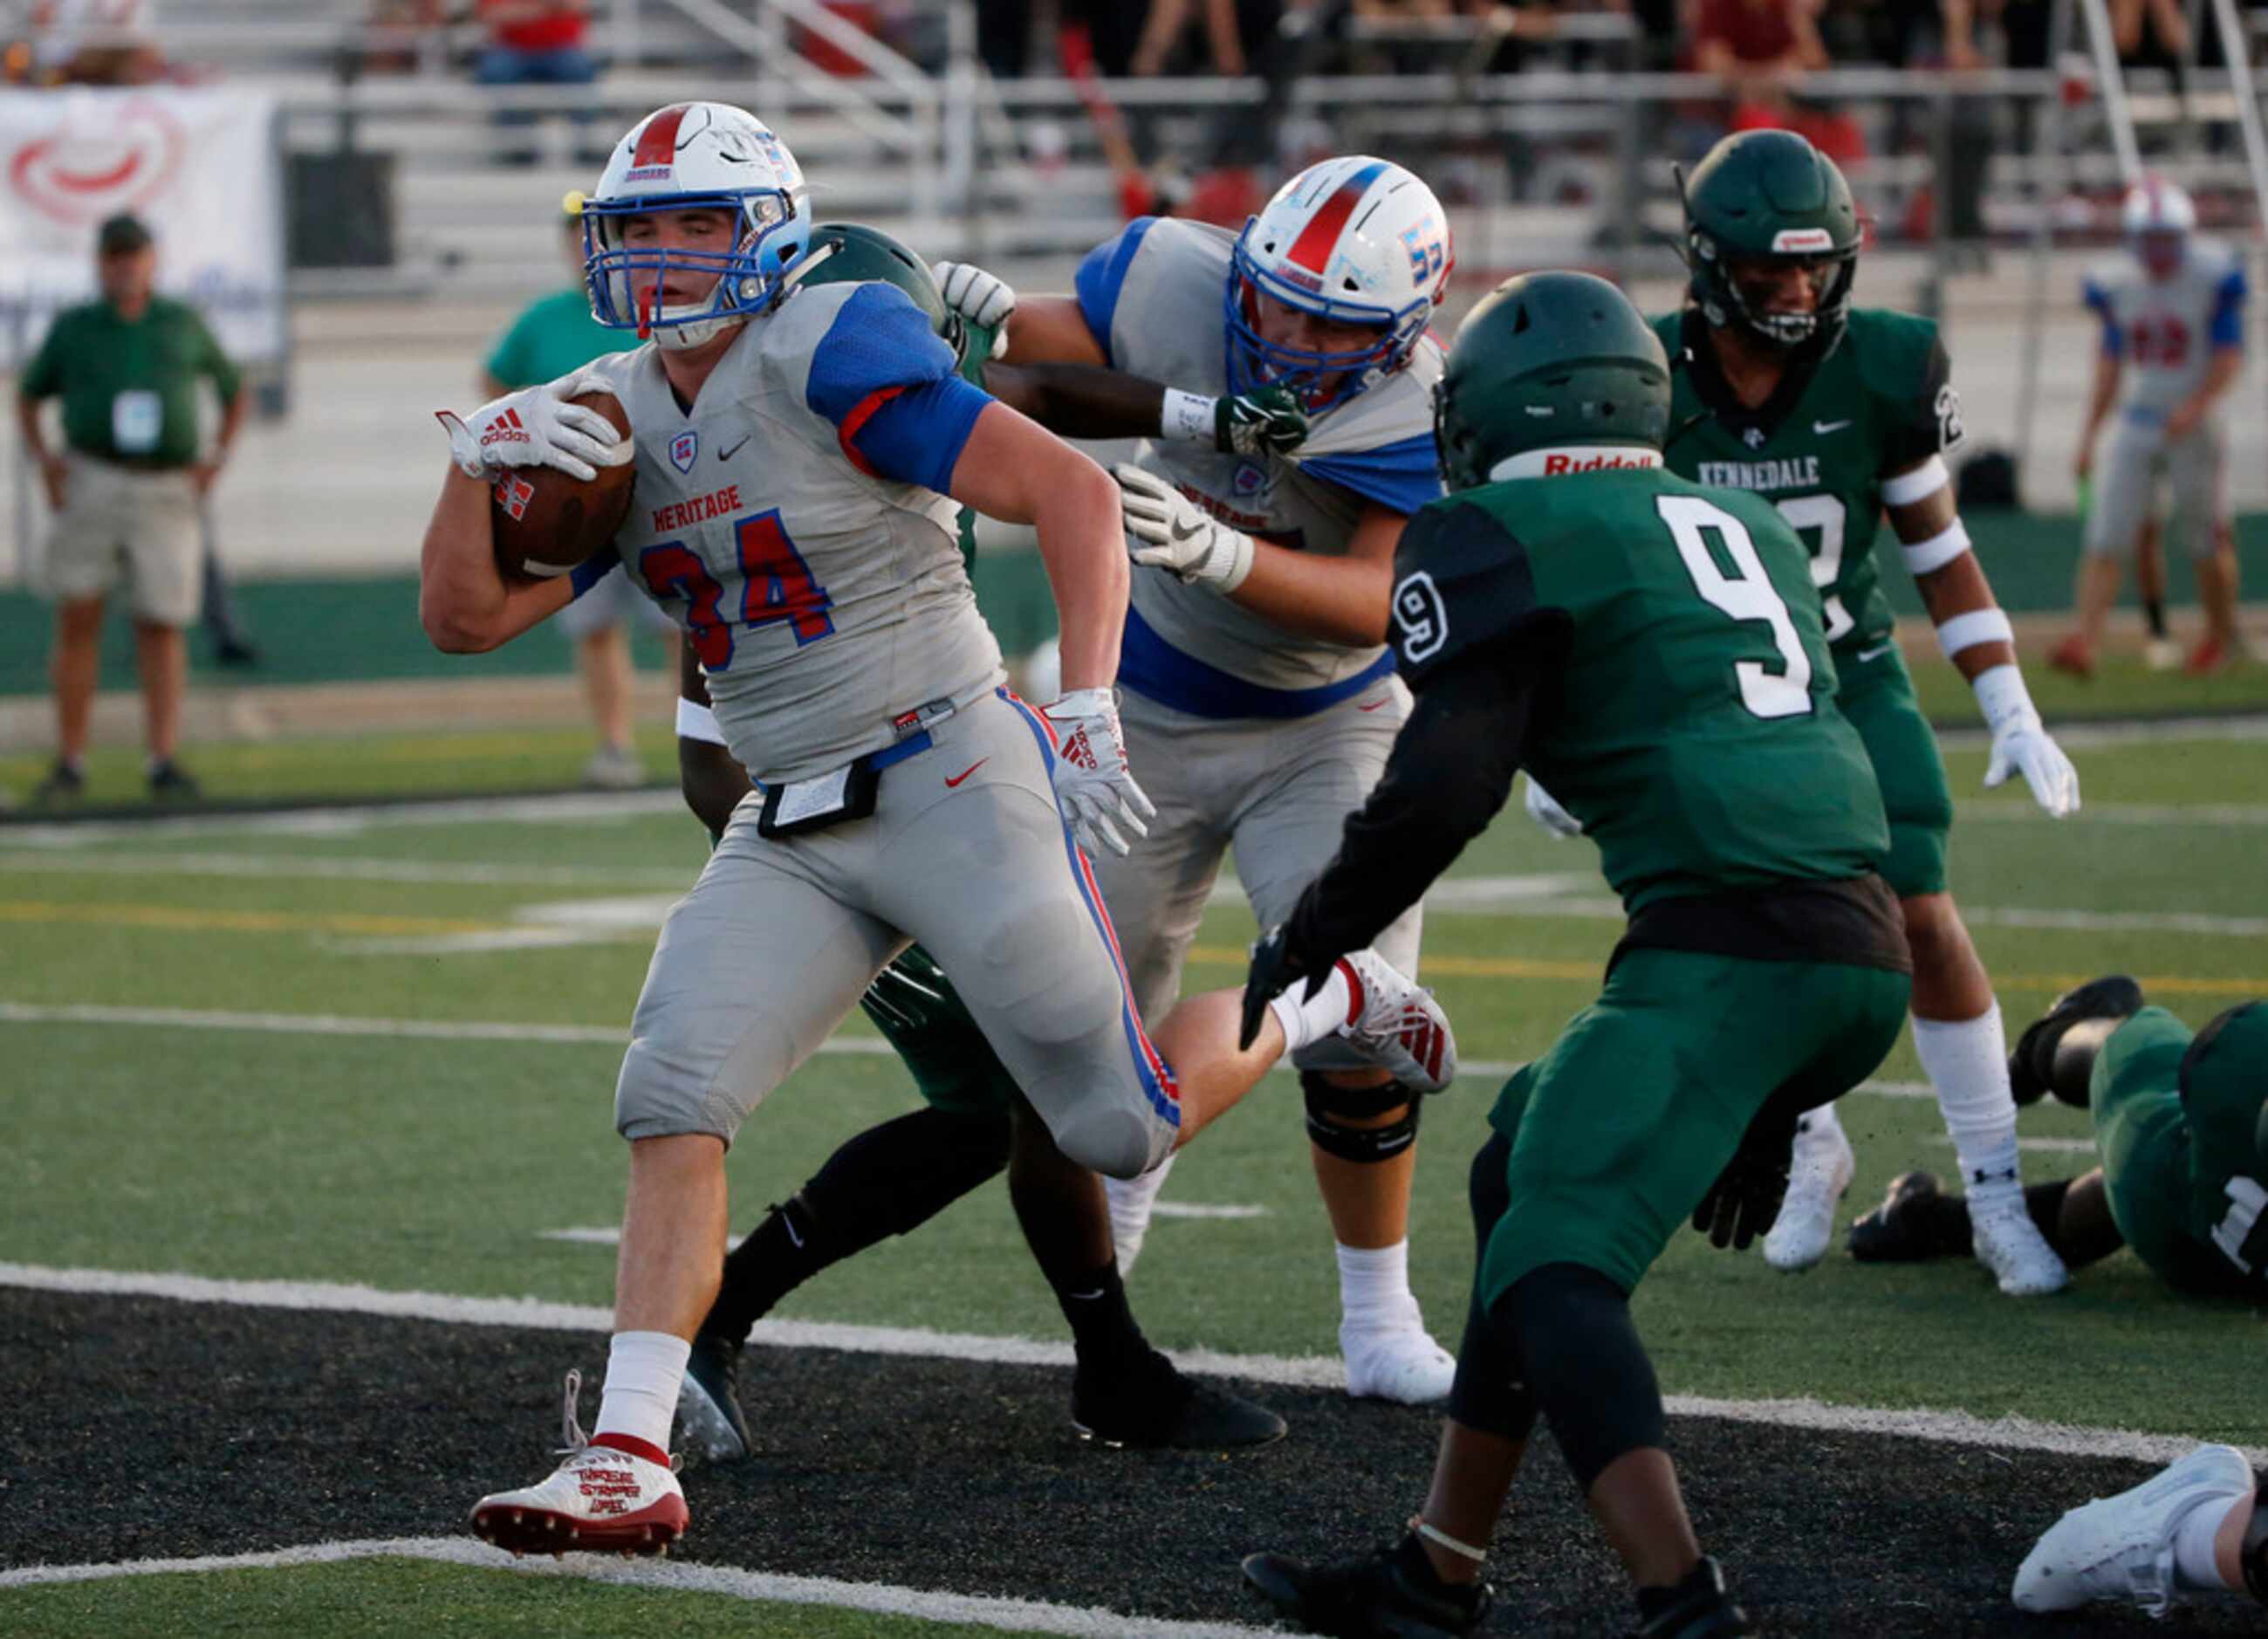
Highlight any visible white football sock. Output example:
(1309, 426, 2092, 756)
(1796, 1100, 1847, 1149)
(594, 1329, 690, 1456)
(2173, 1493, 2242, 1591)
(1911, 1005, 2021, 1189)
(1106, 1153, 1175, 1274)
(1269, 963, 1354, 1055)
(1337, 1239, 1420, 1330)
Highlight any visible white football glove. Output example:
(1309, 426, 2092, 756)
(1974, 663, 2080, 817)
(932, 260, 1015, 357)
(1040, 688, 1156, 858)
(1113, 463, 1256, 593)
(435, 366, 631, 483)
(1524, 776, 1585, 840)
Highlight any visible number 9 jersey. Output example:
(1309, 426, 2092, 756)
(1394, 463, 1891, 915)
(583, 278, 1003, 785)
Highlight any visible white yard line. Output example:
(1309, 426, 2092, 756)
(538, 1202, 1269, 1249)
(0, 789, 686, 847)
(0, 1535, 1273, 1637)
(0, 849, 695, 889)
(0, 1260, 2245, 1465)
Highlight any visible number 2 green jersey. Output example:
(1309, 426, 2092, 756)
(1652, 307, 1964, 655)
(1393, 464, 1890, 914)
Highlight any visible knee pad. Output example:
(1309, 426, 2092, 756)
(1505, 1261, 1663, 1495)
(2244, 1487, 2268, 1608)
(1302, 1070, 1421, 1163)
(1447, 1287, 1538, 1443)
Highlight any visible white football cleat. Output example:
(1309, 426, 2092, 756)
(2013, 1444, 2254, 1615)
(1105, 1153, 1175, 1277)
(1969, 1183, 2070, 1296)
(1763, 1107, 1854, 1272)
(2143, 637, 2182, 673)
(469, 1372, 688, 1558)
(1342, 1313, 1456, 1404)
(1332, 950, 1456, 1094)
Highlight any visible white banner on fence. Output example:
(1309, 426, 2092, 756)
(0, 87, 288, 371)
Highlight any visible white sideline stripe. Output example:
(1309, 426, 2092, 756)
(1, 1261, 2251, 1466)
(1929, 1135, 2099, 1156)
(0, 1536, 1273, 1637)
(541, 1228, 750, 1250)
(0, 1005, 1941, 1106)
(539, 1205, 1265, 1248)
(0, 849, 697, 889)
(0, 789, 686, 847)
(1956, 802, 2268, 827)
(1937, 714, 2268, 751)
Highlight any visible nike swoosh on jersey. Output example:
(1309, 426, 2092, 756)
(1357, 697, 1392, 711)
(1813, 419, 1853, 435)
(944, 759, 989, 787)
(1853, 642, 1896, 662)
(718, 435, 751, 462)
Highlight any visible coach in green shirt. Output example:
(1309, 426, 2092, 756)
(16, 212, 246, 804)
(483, 204, 654, 792)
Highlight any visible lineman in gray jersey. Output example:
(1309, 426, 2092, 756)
(939, 155, 1463, 1402)
(2061, 176, 2249, 678)
(420, 103, 1456, 1557)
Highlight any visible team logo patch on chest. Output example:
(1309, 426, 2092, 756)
(1743, 426, 1766, 449)
(668, 430, 699, 474)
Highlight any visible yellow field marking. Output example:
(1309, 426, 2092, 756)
(0, 900, 504, 938)
(1186, 946, 2265, 996)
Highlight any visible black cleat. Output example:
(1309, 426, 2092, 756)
(2009, 976, 2145, 1108)
(1072, 1348, 1286, 1450)
(675, 1331, 756, 1465)
(1242, 1534, 1490, 1638)
(1631, 1556, 1752, 1638)
(146, 760, 202, 803)
(31, 760, 85, 808)
(1847, 1170, 1974, 1263)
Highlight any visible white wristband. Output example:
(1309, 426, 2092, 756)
(1901, 518, 1971, 577)
(675, 696, 726, 746)
(1160, 388, 1218, 444)
(1936, 607, 2013, 661)
(1881, 455, 1950, 506)
(1970, 662, 2038, 734)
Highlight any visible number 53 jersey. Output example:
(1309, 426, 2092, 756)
(586, 278, 1004, 785)
(1394, 465, 1889, 913)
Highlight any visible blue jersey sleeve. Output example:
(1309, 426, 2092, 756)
(1302, 432, 1445, 518)
(805, 281, 990, 490)
(2210, 265, 2248, 349)
(2082, 278, 2121, 359)
(1072, 216, 1160, 366)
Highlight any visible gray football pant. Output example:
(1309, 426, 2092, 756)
(2086, 420, 2228, 562)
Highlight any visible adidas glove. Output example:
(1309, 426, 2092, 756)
(435, 366, 630, 483)
(1039, 688, 1156, 859)
(1114, 463, 1256, 593)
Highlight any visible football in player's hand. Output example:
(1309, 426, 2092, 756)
(490, 392, 635, 579)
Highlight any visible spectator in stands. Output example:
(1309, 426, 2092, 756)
(2111, 0, 2190, 73)
(29, 0, 165, 86)
(482, 207, 661, 789)
(1691, 0, 1864, 162)
(475, 0, 604, 165)
(16, 214, 245, 806)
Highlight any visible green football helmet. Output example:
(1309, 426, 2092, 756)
(789, 221, 970, 366)
(1680, 129, 1860, 353)
(1435, 271, 1671, 492)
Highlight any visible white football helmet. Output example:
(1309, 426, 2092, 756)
(581, 101, 812, 350)
(1225, 155, 1452, 412)
(2121, 175, 2194, 278)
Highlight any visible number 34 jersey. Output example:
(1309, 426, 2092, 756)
(1393, 465, 1889, 912)
(1654, 306, 1963, 658)
(585, 278, 1003, 785)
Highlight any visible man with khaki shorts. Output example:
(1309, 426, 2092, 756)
(16, 211, 245, 804)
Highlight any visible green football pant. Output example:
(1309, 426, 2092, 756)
(1834, 643, 1955, 902)
(1478, 947, 1910, 1304)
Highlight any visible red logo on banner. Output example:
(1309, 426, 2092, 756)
(9, 98, 188, 227)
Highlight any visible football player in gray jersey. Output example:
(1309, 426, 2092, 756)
(2061, 176, 2248, 678)
(421, 103, 1457, 1558)
(936, 155, 1465, 1405)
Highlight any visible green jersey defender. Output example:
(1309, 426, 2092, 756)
(1238, 271, 1911, 1639)
(1647, 128, 2080, 1301)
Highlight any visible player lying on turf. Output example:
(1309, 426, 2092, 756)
(1540, 130, 2080, 1299)
(1853, 979, 2268, 1302)
(416, 102, 1454, 1560)
(938, 155, 1467, 1405)
(1238, 271, 1912, 1639)
(2016, 1444, 2266, 1619)
(663, 222, 1321, 1458)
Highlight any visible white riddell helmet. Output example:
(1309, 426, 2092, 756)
(1224, 155, 1451, 412)
(2122, 175, 2195, 278)
(581, 101, 812, 350)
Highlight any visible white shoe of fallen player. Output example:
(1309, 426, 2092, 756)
(1342, 1311, 1457, 1404)
(1969, 1183, 2070, 1296)
(1106, 1152, 1175, 1277)
(1763, 1109, 1855, 1272)
(469, 1372, 688, 1557)
(2013, 1444, 2253, 1615)
(2143, 637, 2182, 673)
(1332, 950, 1456, 1094)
